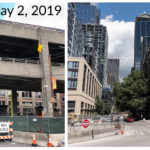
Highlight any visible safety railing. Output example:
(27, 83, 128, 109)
(0, 57, 40, 64)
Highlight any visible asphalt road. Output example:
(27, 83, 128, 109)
(69, 120, 150, 147)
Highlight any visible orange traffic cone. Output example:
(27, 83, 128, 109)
(32, 134, 37, 146)
(48, 136, 53, 147)
(121, 130, 124, 135)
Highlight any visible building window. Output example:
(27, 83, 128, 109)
(68, 61, 79, 69)
(68, 61, 79, 90)
(81, 102, 84, 112)
(82, 64, 87, 92)
(68, 80, 77, 89)
(0, 90, 5, 97)
(68, 70, 78, 78)
(22, 102, 32, 106)
(86, 70, 89, 94)
(68, 101, 75, 113)
(0, 101, 5, 105)
(35, 92, 41, 98)
(35, 102, 39, 107)
(89, 73, 92, 96)
(8, 90, 11, 97)
(22, 91, 32, 98)
(8, 91, 19, 97)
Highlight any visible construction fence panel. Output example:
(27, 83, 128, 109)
(0, 116, 64, 134)
(68, 115, 124, 134)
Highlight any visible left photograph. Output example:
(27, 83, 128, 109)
(0, 2, 65, 147)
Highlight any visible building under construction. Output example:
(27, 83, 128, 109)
(0, 20, 64, 117)
(82, 24, 108, 87)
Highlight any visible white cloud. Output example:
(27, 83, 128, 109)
(101, 15, 135, 79)
(105, 14, 114, 22)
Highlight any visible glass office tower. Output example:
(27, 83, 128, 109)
(74, 3, 101, 24)
(134, 12, 150, 70)
(68, 3, 84, 57)
(73, 3, 107, 86)
(107, 58, 120, 87)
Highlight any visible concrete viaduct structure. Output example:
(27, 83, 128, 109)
(0, 20, 64, 117)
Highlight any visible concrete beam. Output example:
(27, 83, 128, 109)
(0, 21, 64, 44)
(0, 61, 64, 80)
(0, 61, 43, 78)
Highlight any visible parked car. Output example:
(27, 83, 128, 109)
(126, 116, 134, 122)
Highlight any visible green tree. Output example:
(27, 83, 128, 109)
(113, 70, 149, 118)
(95, 96, 111, 115)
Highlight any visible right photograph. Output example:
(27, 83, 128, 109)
(67, 2, 150, 147)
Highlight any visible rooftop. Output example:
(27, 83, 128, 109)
(136, 12, 150, 21)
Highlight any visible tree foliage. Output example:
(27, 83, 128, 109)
(113, 70, 149, 118)
(95, 96, 111, 115)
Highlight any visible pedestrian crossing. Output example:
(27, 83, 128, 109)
(125, 131, 150, 136)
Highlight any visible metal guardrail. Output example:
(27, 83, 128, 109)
(0, 57, 64, 66)
(0, 57, 40, 64)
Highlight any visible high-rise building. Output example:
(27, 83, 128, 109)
(102, 58, 119, 103)
(107, 58, 120, 87)
(134, 12, 150, 70)
(68, 3, 84, 57)
(73, 3, 101, 24)
(144, 48, 150, 79)
(68, 3, 108, 87)
(82, 24, 108, 86)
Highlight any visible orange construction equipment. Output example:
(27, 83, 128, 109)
(32, 134, 37, 146)
(48, 136, 53, 147)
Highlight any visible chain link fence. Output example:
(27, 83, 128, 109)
(0, 116, 64, 134)
(68, 115, 124, 134)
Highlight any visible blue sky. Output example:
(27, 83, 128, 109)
(98, 3, 150, 22)
(97, 3, 150, 79)
(0, 3, 16, 19)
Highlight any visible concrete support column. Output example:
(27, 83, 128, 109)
(12, 89, 17, 116)
(39, 31, 53, 117)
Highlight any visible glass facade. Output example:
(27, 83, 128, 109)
(134, 13, 150, 70)
(73, 3, 100, 24)
(107, 58, 120, 87)
(68, 3, 84, 57)
(68, 2, 108, 87)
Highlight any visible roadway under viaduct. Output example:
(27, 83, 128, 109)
(0, 20, 64, 117)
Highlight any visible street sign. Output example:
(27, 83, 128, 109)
(0, 122, 9, 133)
(82, 119, 90, 128)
